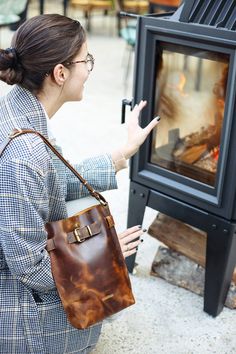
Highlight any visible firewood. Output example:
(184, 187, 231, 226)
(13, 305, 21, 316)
(176, 143, 207, 164)
(148, 213, 236, 283)
(151, 246, 236, 309)
(148, 213, 206, 266)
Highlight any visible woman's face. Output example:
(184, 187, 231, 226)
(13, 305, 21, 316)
(64, 41, 91, 102)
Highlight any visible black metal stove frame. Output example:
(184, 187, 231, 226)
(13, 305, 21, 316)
(124, 1, 236, 317)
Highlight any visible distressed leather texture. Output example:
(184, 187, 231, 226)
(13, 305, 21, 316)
(45, 203, 135, 329)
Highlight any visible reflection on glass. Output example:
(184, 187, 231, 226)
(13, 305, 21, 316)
(151, 43, 229, 186)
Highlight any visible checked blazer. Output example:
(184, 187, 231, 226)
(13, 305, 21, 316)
(0, 85, 118, 354)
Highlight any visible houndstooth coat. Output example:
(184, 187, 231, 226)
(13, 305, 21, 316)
(0, 85, 118, 354)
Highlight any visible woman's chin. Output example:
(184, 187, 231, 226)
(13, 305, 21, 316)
(77, 90, 83, 101)
(70, 93, 83, 102)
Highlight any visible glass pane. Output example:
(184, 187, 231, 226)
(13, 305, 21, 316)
(151, 42, 229, 186)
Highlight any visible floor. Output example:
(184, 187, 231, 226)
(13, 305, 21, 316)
(0, 1, 236, 353)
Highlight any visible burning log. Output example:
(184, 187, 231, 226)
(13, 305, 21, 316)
(174, 143, 207, 164)
(172, 125, 220, 172)
(152, 59, 228, 178)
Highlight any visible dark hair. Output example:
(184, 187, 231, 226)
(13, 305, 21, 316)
(0, 14, 86, 93)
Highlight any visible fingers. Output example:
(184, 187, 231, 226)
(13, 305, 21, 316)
(118, 225, 142, 239)
(133, 100, 147, 110)
(131, 100, 147, 116)
(124, 99, 161, 160)
(122, 237, 143, 258)
(137, 100, 147, 110)
(122, 246, 138, 258)
(122, 247, 136, 258)
(130, 100, 160, 135)
(118, 225, 146, 259)
(143, 116, 160, 135)
(121, 229, 143, 244)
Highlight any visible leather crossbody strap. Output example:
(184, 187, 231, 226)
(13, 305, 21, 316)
(0, 128, 107, 206)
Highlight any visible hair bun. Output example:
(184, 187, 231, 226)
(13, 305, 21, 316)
(0, 47, 23, 85)
(4, 47, 18, 68)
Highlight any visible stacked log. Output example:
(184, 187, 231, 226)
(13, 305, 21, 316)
(148, 213, 236, 309)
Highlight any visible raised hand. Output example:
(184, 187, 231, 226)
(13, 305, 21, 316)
(121, 100, 160, 159)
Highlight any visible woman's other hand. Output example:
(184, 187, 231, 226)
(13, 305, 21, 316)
(118, 225, 145, 258)
(121, 100, 160, 159)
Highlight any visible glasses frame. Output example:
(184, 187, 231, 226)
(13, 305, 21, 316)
(66, 53, 95, 72)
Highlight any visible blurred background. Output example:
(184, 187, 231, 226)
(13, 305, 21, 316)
(1, 1, 236, 354)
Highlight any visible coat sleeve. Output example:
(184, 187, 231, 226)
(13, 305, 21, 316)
(0, 159, 55, 292)
(65, 153, 118, 201)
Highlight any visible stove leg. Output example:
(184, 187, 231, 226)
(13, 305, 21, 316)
(125, 182, 149, 273)
(204, 224, 236, 316)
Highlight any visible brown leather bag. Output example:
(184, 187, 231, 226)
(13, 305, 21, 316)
(3, 128, 135, 329)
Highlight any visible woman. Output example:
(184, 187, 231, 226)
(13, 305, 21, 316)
(0, 14, 159, 353)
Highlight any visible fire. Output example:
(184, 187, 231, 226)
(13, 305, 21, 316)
(217, 98, 225, 108)
(177, 73, 187, 93)
(211, 146, 219, 161)
(168, 72, 188, 96)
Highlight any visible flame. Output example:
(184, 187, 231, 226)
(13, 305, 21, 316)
(177, 73, 186, 92)
(211, 146, 219, 161)
(217, 98, 225, 108)
(217, 98, 225, 117)
(168, 72, 188, 96)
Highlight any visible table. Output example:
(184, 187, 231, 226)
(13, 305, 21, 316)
(148, 0, 181, 13)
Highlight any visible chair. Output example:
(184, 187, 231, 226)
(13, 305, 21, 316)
(0, 0, 28, 45)
(120, 19, 136, 92)
(39, 0, 68, 15)
(116, 0, 148, 36)
(70, 0, 114, 31)
(119, 0, 181, 91)
(117, 0, 148, 90)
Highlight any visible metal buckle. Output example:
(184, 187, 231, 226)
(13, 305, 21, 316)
(86, 225, 92, 236)
(74, 225, 92, 242)
(74, 228, 84, 242)
(106, 215, 115, 228)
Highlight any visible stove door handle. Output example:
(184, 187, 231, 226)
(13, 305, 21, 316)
(121, 98, 133, 124)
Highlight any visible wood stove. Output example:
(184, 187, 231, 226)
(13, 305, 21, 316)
(124, 0, 236, 317)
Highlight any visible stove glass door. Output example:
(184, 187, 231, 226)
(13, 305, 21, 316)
(150, 43, 229, 186)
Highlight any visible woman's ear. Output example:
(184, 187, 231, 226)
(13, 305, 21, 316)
(52, 64, 68, 86)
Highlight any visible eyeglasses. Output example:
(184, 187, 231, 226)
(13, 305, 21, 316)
(66, 53, 95, 72)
